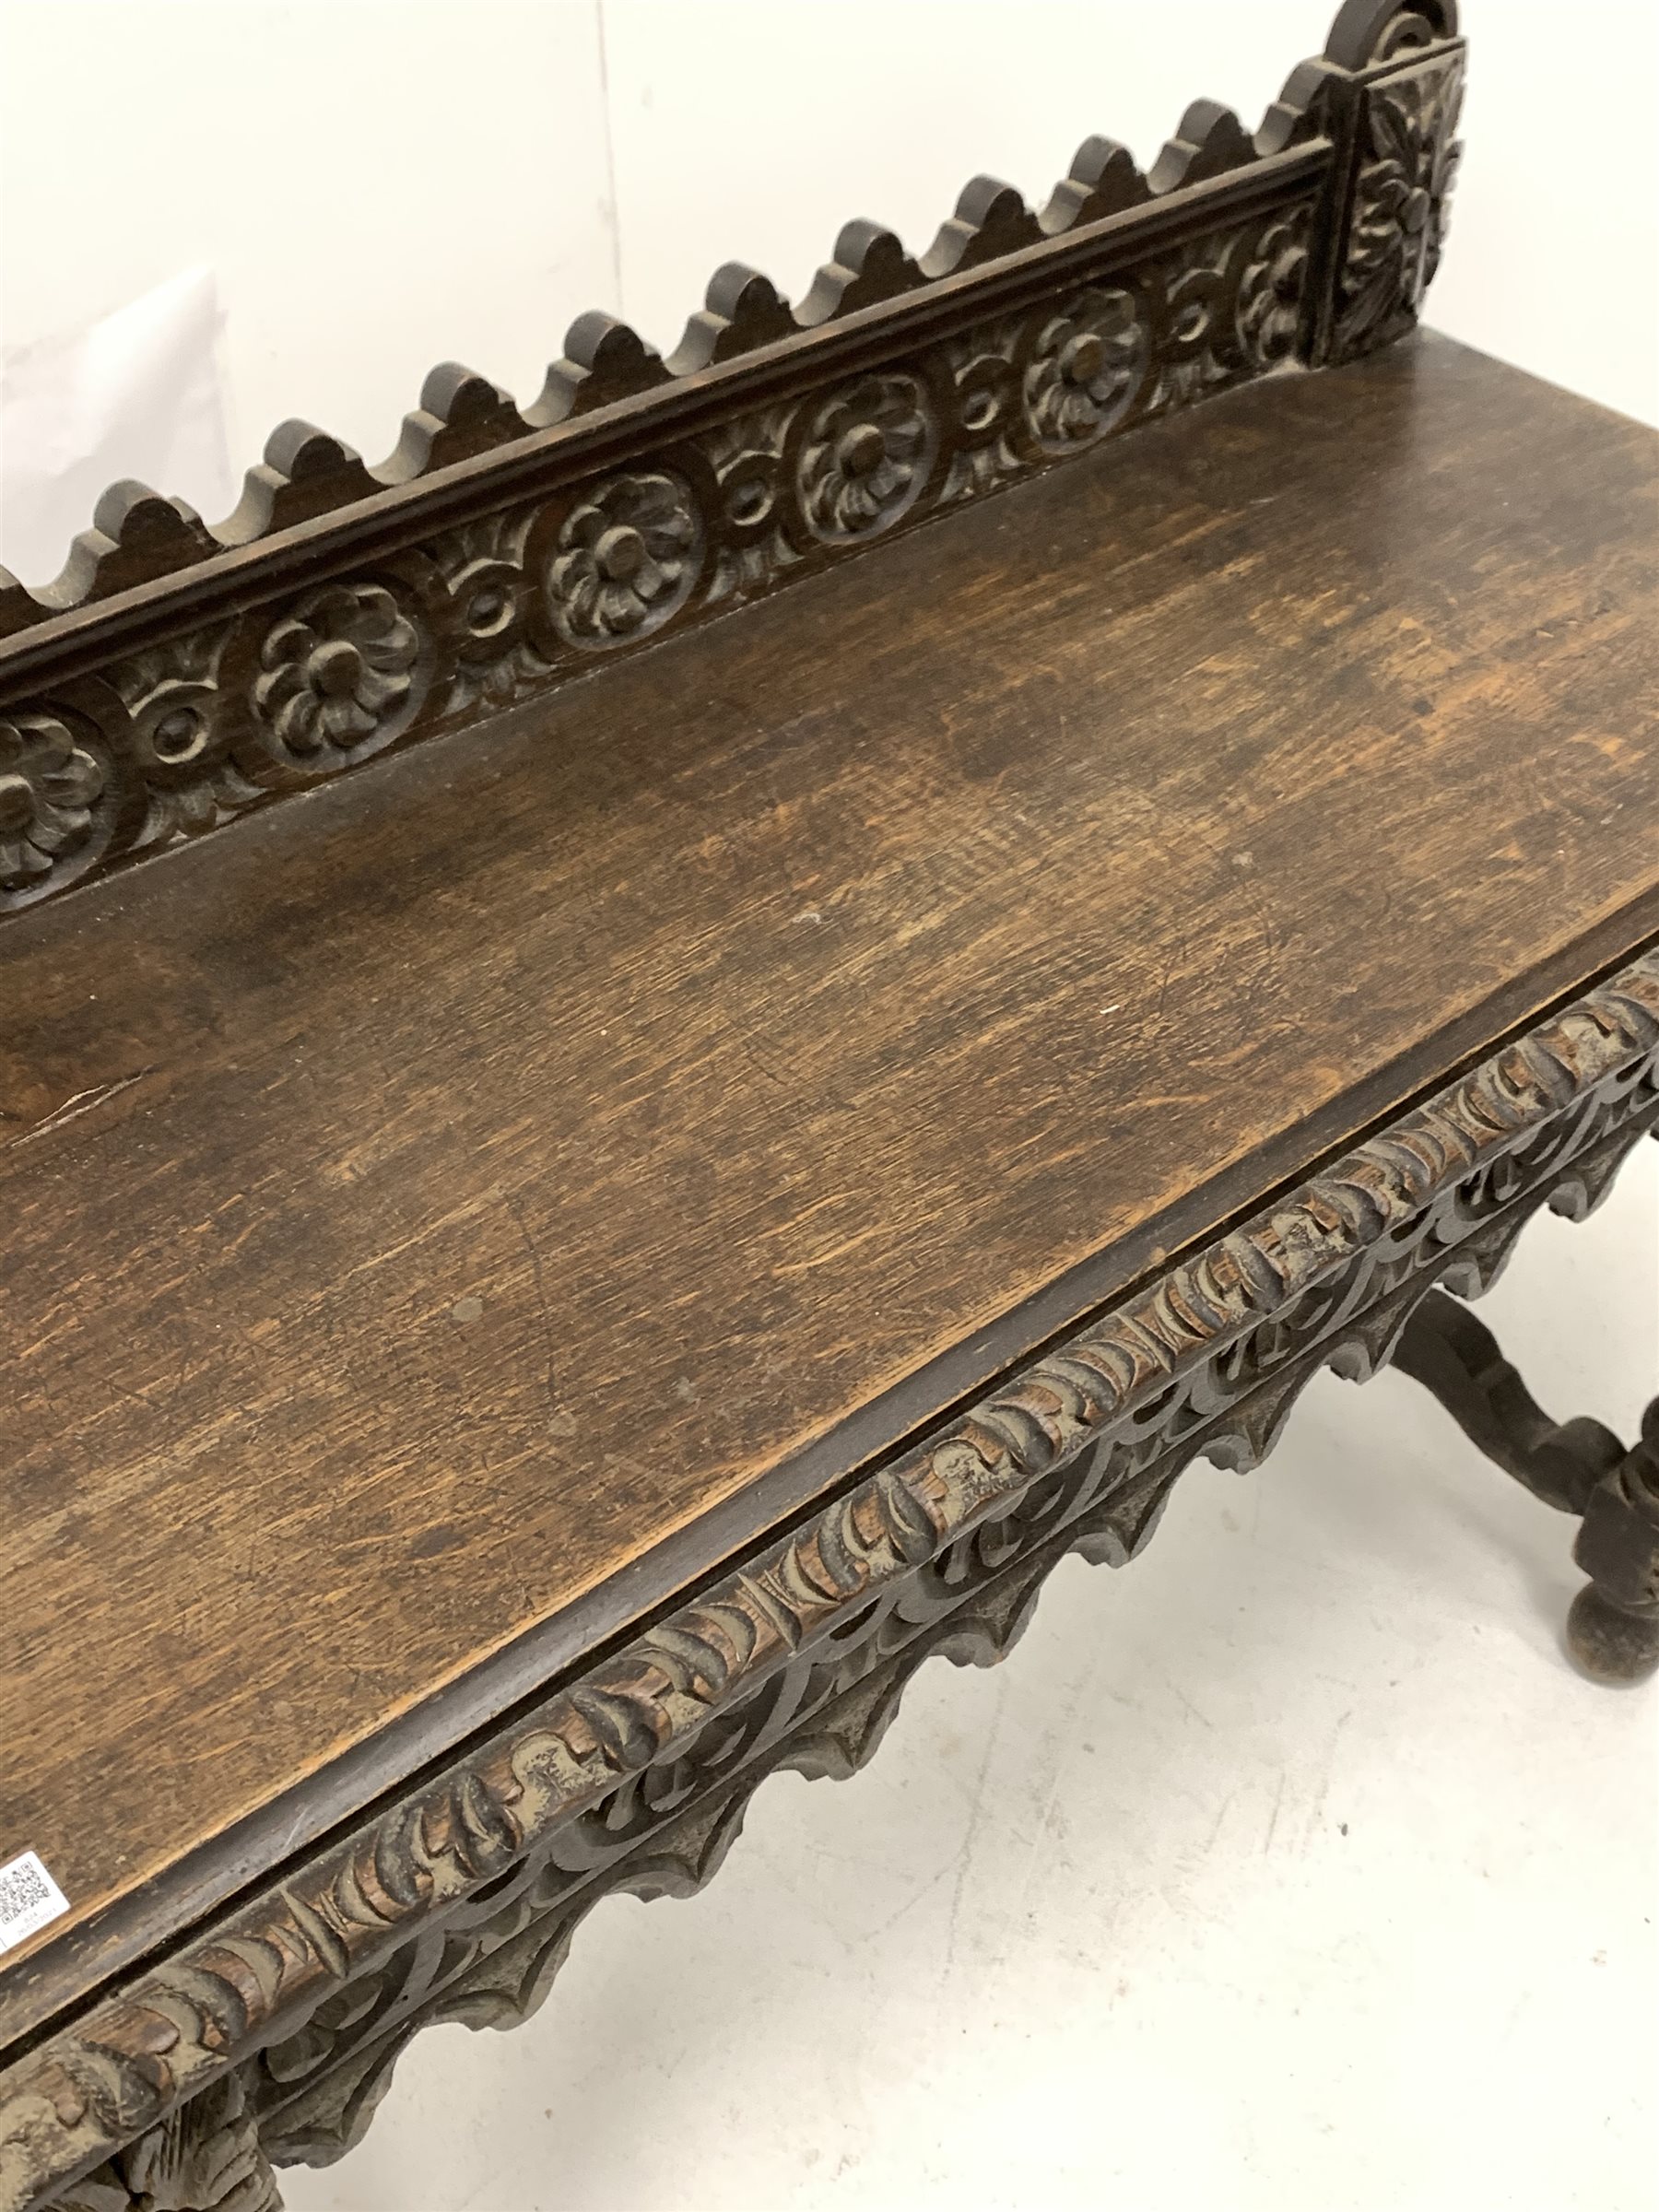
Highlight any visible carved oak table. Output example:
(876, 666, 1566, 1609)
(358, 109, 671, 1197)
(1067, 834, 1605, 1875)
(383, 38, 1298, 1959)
(2, 6, 1655, 2206)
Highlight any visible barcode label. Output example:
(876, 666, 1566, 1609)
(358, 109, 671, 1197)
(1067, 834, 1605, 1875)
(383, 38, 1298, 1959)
(0, 1851, 69, 1955)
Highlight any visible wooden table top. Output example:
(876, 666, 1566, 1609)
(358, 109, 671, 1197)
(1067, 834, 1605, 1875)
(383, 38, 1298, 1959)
(4, 330, 1656, 2033)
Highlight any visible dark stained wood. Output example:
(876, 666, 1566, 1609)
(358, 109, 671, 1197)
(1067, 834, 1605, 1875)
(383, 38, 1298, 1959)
(9, 9, 1657, 2207)
(1394, 1292, 1659, 1680)
(2, 331, 1655, 2043)
(0, 0, 1472, 930)
(8, 937, 1657, 2208)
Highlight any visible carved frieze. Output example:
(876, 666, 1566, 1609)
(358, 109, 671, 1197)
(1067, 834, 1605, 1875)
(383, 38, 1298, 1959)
(0, 194, 1339, 918)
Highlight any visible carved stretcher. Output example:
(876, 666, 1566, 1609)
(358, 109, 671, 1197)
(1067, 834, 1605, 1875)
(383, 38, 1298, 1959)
(1, 5, 1655, 2206)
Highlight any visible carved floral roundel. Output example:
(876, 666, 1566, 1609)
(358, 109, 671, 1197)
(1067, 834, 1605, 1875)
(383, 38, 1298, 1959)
(0, 711, 110, 902)
(796, 373, 935, 542)
(253, 582, 425, 768)
(1023, 287, 1149, 451)
(545, 471, 703, 649)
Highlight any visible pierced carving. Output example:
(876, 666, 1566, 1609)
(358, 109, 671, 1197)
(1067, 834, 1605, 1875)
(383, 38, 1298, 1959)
(541, 471, 702, 648)
(253, 1441, 1174, 2171)
(209, 1093, 1659, 2171)
(5, 947, 1652, 2212)
(0, 711, 112, 907)
(50, 2072, 282, 2212)
(1022, 286, 1149, 451)
(249, 582, 426, 772)
(795, 374, 935, 541)
(1335, 51, 1465, 357)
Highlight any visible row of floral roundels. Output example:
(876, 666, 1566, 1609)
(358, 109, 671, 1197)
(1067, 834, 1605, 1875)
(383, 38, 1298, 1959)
(0, 209, 1310, 909)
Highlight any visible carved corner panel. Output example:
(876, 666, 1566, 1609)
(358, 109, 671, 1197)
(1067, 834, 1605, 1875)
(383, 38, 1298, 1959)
(0, 2, 1465, 924)
(1332, 44, 1465, 360)
(9, 936, 1654, 2212)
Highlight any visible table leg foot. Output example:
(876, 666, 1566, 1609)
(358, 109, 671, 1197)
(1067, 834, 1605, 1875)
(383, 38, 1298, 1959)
(1565, 1584, 1659, 1685)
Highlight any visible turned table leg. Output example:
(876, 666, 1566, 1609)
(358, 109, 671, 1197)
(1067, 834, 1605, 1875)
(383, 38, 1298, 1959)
(1393, 1288, 1659, 1684)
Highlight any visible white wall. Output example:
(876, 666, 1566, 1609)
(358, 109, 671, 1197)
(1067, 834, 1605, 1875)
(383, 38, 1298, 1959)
(2, 0, 1654, 582)
(598, 0, 1333, 352)
(1430, 0, 1659, 424)
(0, 0, 621, 578)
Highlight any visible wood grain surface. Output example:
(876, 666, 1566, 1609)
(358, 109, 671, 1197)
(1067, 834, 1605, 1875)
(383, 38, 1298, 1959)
(2, 331, 1655, 2000)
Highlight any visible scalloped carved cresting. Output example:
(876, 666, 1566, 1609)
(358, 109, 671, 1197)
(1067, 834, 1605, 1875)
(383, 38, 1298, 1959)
(0, 0, 1465, 923)
(10, 936, 1655, 2212)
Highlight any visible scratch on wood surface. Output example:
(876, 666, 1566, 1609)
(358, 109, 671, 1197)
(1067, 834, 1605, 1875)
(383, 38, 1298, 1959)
(10, 1069, 150, 1147)
(505, 1194, 560, 1415)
